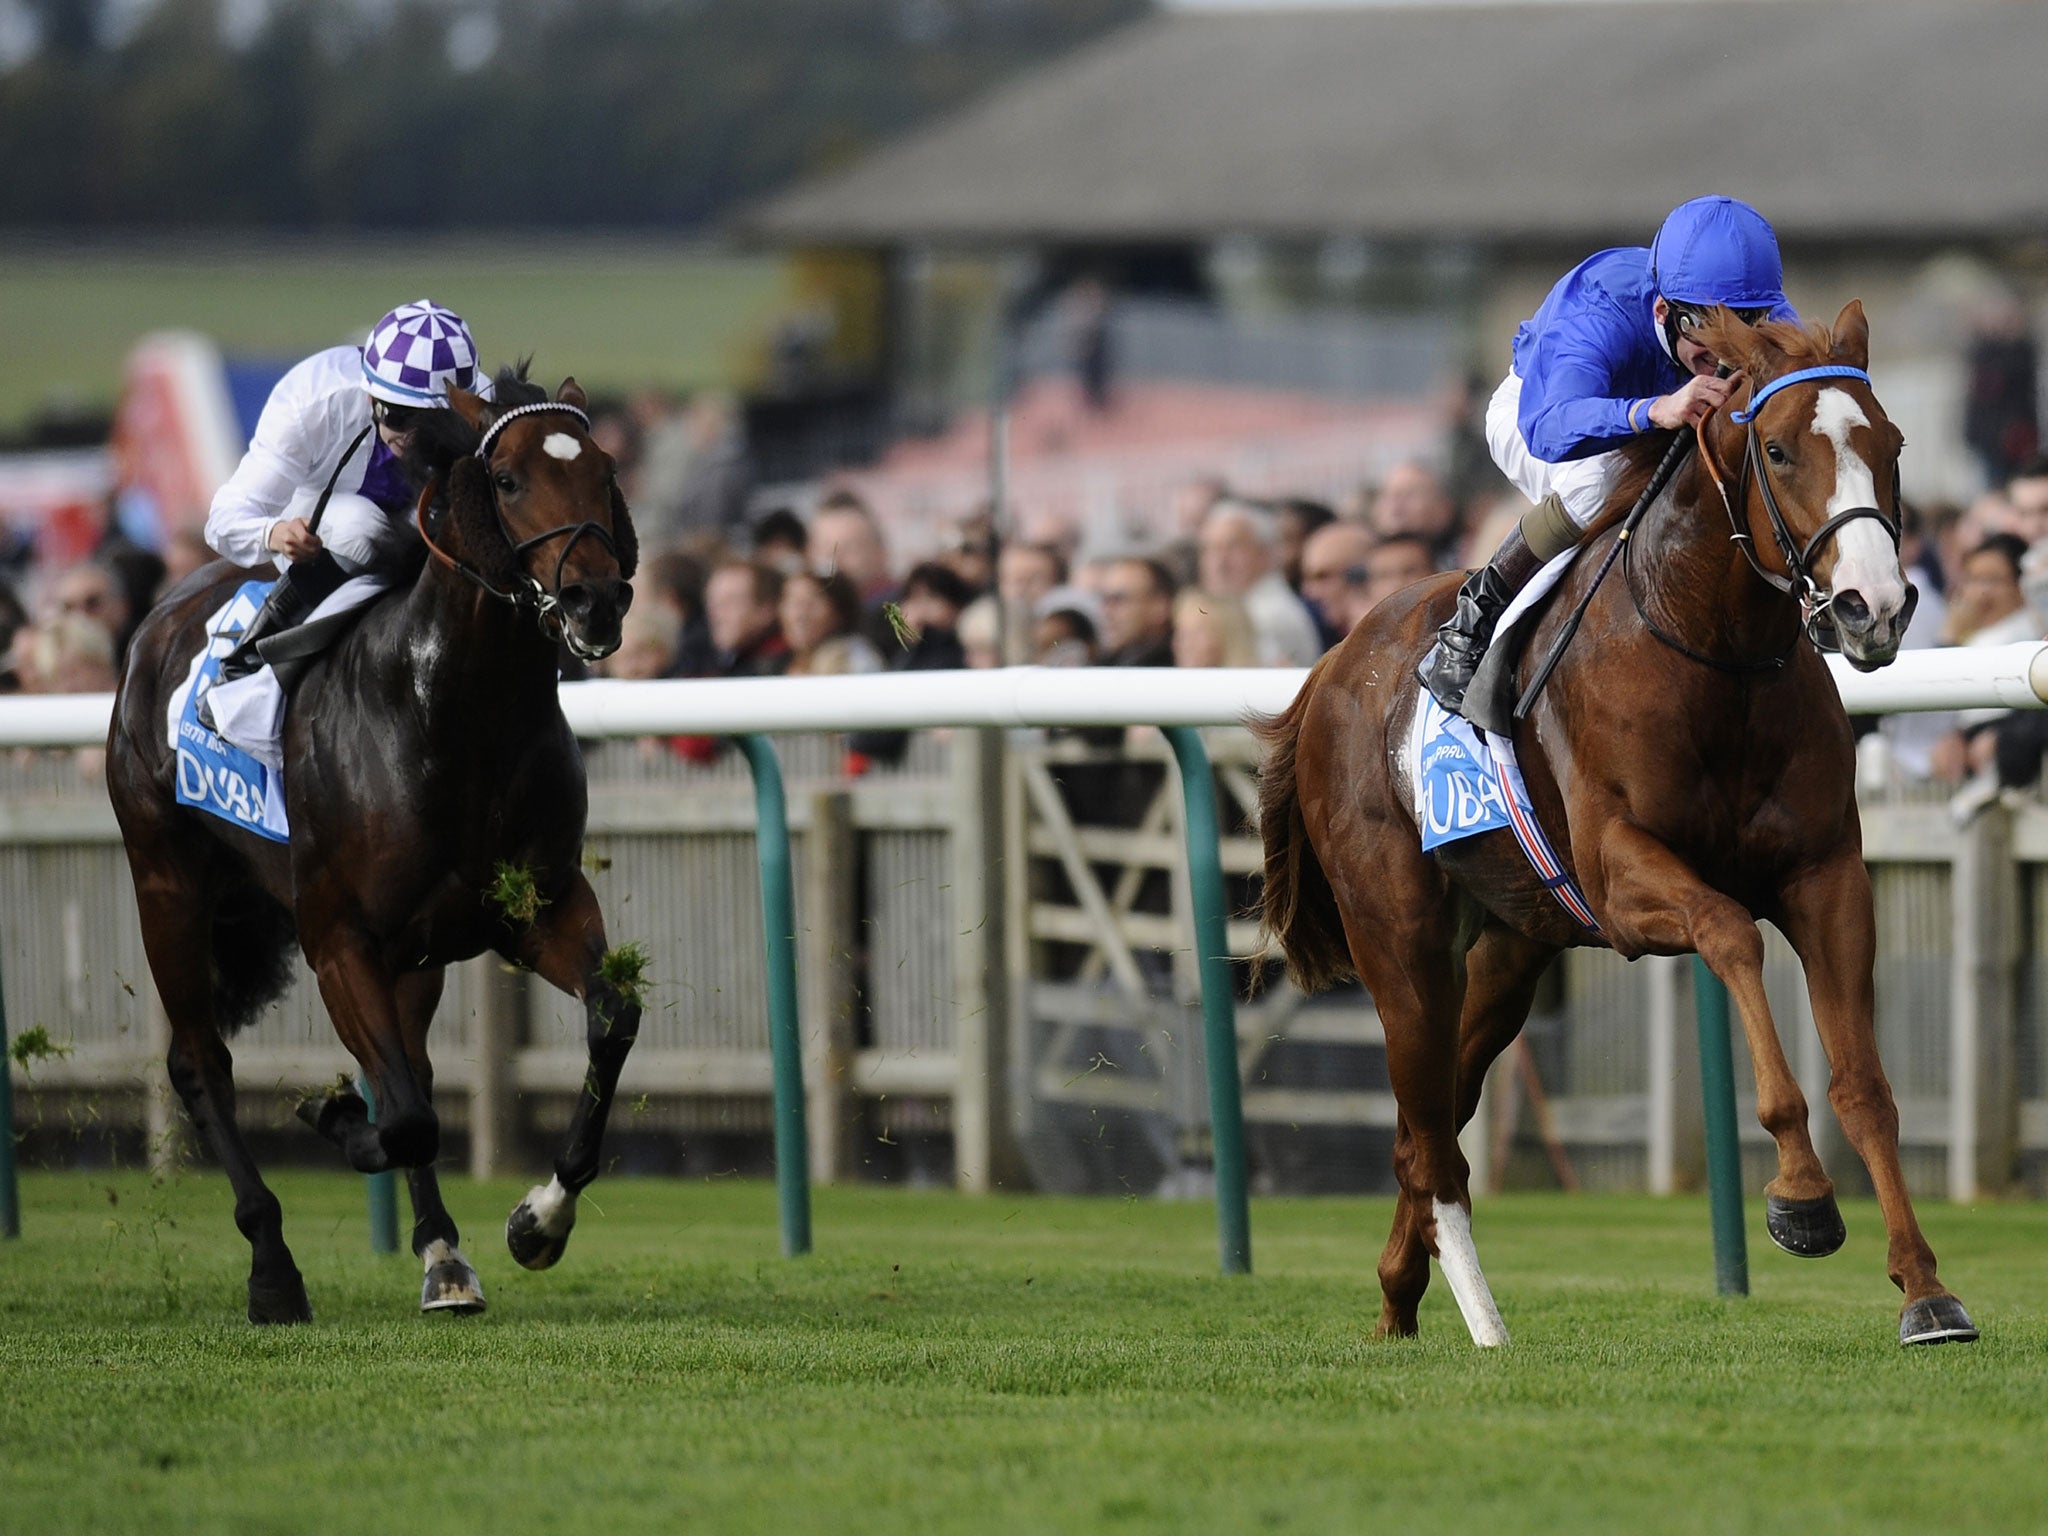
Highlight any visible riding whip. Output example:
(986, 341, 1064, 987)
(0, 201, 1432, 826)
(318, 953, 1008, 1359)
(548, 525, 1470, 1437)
(305, 424, 375, 537)
(1512, 369, 1733, 723)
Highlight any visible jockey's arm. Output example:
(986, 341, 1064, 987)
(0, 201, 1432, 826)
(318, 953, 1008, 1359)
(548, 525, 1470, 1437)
(204, 357, 351, 568)
(1515, 309, 1651, 463)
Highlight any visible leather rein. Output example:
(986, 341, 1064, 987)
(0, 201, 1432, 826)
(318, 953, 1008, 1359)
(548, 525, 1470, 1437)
(413, 400, 621, 657)
(1625, 364, 1901, 672)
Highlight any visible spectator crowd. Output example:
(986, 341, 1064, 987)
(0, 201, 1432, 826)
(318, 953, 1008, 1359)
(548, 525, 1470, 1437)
(13, 387, 2048, 804)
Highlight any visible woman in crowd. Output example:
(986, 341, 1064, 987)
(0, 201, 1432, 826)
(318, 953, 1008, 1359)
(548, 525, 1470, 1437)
(1171, 589, 1258, 669)
(777, 569, 883, 677)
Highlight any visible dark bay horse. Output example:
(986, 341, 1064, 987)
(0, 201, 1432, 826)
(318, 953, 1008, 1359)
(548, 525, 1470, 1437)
(108, 368, 641, 1322)
(1256, 303, 1978, 1348)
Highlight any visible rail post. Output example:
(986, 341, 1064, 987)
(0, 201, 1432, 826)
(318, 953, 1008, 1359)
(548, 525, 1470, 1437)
(1, 950, 18, 1239)
(359, 1074, 399, 1255)
(1162, 726, 1252, 1276)
(1691, 959, 1749, 1296)
(738, 733, 813, 1258)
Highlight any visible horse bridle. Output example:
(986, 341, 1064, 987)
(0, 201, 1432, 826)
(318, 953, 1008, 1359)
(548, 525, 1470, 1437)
(1695, 364, 1904, 654)
(415, 400, 623, 657)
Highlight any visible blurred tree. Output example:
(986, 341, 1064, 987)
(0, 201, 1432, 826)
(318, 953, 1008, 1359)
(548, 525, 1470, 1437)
(0, 0, 1150, 230)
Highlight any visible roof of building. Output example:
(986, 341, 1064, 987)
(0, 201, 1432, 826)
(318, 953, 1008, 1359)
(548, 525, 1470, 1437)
(746, 0, 2048, 247)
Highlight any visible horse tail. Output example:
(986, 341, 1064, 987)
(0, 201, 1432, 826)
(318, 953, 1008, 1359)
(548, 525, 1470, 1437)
(1250, 659, 1356, 993)
(210, 886, 299, 1036)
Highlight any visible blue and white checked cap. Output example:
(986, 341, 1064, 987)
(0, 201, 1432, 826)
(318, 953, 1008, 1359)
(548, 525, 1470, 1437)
(362, 299, 478, 406)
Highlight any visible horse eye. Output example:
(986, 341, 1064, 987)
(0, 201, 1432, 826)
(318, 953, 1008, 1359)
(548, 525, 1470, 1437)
(1765, 442, 1788, 466)
(495, 471, 518, 493)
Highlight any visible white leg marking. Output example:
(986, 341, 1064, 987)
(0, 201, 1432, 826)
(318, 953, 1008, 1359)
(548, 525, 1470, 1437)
(524, 1175, 576, 1237)
(1432, 1197, 1509, 1347)
(421, 1237, 460, 1272)
(542, 432, 582, 461)
(1810, 389, 1906, 613)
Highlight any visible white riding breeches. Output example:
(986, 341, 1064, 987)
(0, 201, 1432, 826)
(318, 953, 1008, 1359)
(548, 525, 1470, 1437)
(271, 489, 419, 579)
(1485, 370, 1625, 531)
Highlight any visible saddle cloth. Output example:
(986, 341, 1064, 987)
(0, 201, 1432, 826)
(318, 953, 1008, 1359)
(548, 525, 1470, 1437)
(1407, 693, 1599, 933)
(165, 574, 385, 841)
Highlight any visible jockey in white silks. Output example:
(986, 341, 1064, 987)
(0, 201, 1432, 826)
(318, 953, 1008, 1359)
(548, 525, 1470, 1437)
(1419, 196, 1800, 716)
(203, 300, 482, 689)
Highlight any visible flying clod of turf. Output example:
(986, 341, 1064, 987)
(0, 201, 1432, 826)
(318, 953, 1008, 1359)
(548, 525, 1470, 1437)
(8, 1025, 73, 1077)
(598, 941, 651, 1007)
(487, 860, 547, 926)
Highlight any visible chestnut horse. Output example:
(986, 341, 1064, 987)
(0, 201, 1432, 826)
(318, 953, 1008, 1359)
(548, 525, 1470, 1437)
(1256, 304, 1978, 1348)
(108, 368, 640, 1322)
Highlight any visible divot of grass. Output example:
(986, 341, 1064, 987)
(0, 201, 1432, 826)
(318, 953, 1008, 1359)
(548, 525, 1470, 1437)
(8, 1025, 73, 1077)
(488, 860, 547, 926)
(598, 941, 652, 1007)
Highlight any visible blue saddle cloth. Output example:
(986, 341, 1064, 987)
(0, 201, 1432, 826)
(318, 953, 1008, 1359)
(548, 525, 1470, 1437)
(1414, 682, 1600, 934)
(171, 580, 290, 843)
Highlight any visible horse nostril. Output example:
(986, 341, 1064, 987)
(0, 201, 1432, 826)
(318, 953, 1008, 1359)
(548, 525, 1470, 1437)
(558, 584, 596, 624)
(1834, 591, 1872, 631)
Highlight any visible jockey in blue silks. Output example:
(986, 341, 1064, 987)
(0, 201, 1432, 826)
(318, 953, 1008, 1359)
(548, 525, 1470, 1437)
(1420, 196, 1799, 714)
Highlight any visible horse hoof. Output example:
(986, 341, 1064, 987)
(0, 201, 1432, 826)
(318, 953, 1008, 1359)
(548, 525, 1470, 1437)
(506, 1180, 576, 1271)
(294, 1087, 366, 1140)
(420, 1245, 487, 1316)
(1765, 1191, 1847, 1258)
(247, 1274, 313, 1326)
(1900, 1294, 1979, 1346)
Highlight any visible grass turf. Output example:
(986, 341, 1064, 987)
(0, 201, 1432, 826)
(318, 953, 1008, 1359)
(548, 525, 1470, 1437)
(0, 239, 789, 431)
(1, 1171, 2042, 1534)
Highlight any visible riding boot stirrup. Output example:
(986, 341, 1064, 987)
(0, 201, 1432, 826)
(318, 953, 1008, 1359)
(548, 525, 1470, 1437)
(1417, 528, 1546, 715)
(216, 551, 347, 685)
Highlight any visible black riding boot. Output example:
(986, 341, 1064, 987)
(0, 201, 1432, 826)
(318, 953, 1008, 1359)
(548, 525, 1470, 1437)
(1416, 527, 1547, 715)
(216, 550, 347, 685)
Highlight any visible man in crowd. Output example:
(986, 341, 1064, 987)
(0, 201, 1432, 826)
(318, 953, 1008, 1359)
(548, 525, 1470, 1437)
(1297, 521, 1377, 644)
(1362, 534, 1439, 616)
(1093, 557, 1177, 668)
(1367, 461, 1461, 568)
(1195, 500, 1320, 666)
(808, 489, 898, 651)
(702, 559, 787, 678)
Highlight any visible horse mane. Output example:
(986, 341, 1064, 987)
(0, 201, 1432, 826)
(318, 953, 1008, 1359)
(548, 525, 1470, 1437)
(1583, 309, 1847, 534)
(399, 361, 550, 489)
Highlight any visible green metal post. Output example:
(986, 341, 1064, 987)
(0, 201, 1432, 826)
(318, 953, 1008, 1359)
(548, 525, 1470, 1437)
(1162, 726, 1252, 1276)
(738, 733, 813, 1259)
(1, 951, 19, 1239)
(359, 1074, 400, 1255)
(1691, 958, 1749, 1296)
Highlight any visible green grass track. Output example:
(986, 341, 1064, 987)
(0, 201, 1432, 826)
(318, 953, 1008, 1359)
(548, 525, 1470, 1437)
(2, 1172, 2043, 1534)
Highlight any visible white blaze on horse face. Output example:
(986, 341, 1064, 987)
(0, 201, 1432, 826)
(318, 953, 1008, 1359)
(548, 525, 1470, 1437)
(1811, 388, 1906, 614)
(542, 432, 582, 461)
(1432, 1197, 1509, 1347)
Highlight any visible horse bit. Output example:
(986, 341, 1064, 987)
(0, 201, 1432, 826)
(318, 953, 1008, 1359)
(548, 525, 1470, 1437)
(417, 399, 622, 654)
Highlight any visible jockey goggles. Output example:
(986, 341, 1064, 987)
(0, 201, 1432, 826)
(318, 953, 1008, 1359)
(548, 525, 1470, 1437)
(371, 398, 426, 432)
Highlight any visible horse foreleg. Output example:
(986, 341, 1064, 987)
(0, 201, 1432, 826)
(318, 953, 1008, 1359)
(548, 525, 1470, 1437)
(503, 873, 642, 1272)
(1593, 822, 1836, 1230)
(1778, 855, 1976, 1345)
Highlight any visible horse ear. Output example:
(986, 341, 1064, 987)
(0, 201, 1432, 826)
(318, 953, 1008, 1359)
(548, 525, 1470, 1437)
(557, 377, 588, 412)
(1830, 300, 1870, 370)
(447, 385, 495, 435)
(609, 477, 639, 581)
(446, 457, 520, 587)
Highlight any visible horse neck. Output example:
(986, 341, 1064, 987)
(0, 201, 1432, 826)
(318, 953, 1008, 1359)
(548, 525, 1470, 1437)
(396, 558, 563, 743)
(1630, 453, 1803, 665)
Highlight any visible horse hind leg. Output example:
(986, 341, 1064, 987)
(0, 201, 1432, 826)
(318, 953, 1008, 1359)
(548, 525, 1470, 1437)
(395, 970, 485, 1315)
(135, 878, 311, 1324)
(504, 873, 642, 1272)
